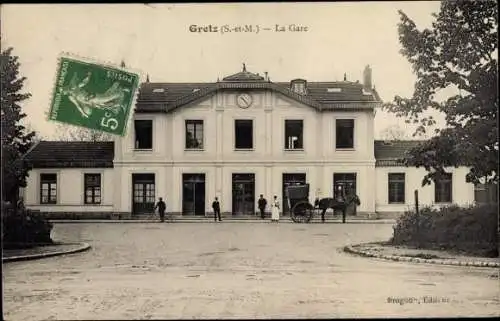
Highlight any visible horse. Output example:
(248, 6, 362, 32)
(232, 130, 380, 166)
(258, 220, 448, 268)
(314, 194, 361, 223)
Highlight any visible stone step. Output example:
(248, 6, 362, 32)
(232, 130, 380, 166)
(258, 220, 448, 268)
(131, 213, 378, 220)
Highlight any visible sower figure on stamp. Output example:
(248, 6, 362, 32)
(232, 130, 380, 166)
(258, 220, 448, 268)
(271, 195, 280, 222)
(258, 194, 267, 219)
(212, 197, 222, 222)
(154, 197, 166, 222)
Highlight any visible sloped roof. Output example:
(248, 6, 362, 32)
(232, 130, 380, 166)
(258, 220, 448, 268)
(25, 141, 114, 168)
(222, 69, 265, 81)
(136, 67, 381, 113)
(374, 140, 425, 167)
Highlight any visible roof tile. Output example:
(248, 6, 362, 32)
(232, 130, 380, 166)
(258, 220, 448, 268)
(136, 70, 381, 113)
(25, 141, 114, 168)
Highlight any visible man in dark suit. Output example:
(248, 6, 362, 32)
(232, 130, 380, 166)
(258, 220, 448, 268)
(258, 194, 267, 219)
(212, 197, 222, 222)
(154, 197, 166, 222)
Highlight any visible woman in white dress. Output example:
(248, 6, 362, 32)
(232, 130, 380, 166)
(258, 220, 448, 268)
(271, 195, 280, 222)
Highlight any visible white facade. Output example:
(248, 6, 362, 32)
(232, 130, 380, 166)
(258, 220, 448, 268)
(24, 67, 474, 215)
(24, 168, 115, 213)
(113, 90, 379, 215)
(23, 88, 476, 217)
(375, 166, 475, 214)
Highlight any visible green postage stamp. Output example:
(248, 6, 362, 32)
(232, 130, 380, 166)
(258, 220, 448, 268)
(48, 54, 140, 136)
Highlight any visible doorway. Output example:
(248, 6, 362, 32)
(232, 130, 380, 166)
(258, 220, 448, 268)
(333, 173, 357, 215)
(232, 173, 255, 216)
(182, 173, 206, 216)
(282, 173, 307, 215)
(132, 173, 155, 214)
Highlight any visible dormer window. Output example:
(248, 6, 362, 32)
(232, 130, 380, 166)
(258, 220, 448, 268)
(152, 88, 165, 93)
(327, 88, 342, 93)
(290, 79, 307, 95)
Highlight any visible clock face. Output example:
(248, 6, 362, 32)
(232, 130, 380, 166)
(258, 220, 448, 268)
(236, 93, 253, 109)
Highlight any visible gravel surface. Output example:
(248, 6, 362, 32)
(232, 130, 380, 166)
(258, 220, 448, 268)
(3, 222, 499, 319)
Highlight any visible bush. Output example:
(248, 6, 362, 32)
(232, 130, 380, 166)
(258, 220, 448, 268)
(2, 202, 53, 249)
(390, 204, 498, 257)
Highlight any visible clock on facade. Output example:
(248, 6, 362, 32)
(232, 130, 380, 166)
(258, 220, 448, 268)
(236, 93, 253, 109)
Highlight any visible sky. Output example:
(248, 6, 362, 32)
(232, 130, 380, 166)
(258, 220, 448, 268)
(1, 2, 445, 139)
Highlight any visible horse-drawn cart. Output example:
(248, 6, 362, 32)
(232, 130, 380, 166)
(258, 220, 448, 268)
(286, 183, 361, 223)
(286, 184, 315, 223)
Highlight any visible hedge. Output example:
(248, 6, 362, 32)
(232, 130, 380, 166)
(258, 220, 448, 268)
(390, 204, 498, 258)
(2, 202, 53, 249)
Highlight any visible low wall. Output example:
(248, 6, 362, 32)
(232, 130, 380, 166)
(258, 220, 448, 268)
(34, 210, 381, 220)
(38, 211, 132, 220)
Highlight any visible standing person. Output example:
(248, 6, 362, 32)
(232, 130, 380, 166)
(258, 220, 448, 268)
(154, 197, 166, 222)
(258, 194, 267, 219)
(212, 197, 222, 222)
(271, 195, 280, 222)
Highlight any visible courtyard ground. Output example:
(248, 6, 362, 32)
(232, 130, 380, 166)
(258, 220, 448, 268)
(3, 222, 499, 319)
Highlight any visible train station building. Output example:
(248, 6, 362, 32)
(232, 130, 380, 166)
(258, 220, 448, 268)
(22, 65, 478, 218)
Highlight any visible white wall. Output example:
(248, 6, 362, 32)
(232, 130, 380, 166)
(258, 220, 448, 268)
(25, 88, 478, 216)
(24, 168, 114, 212)
(375, 166, 475, 213)
(115, 90, 376, 164)
(110, 88, 379, 215)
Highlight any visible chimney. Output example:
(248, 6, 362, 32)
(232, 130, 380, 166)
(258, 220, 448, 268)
(264, 71, 268, 81)
(363, 65, 372, 90)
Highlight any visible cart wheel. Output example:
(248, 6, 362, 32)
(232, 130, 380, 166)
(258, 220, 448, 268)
(291, 201, 314, 223)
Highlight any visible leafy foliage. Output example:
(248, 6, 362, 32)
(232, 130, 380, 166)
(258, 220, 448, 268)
(391, 204, 498, 257)
(1, 47, 36, 203)
(379, 124, 411, 141)
(55, 123, 114, 142)
(383, 1, 498, 186)
(2, 201, 53, 248)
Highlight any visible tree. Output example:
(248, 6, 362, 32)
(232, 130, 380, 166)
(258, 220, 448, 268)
(55, 123, 114, 142)
(1, 47, 36, 204)
(382, 1, 498, 186)
(379, 124, 412, 141)
(23, 121, 42, 143)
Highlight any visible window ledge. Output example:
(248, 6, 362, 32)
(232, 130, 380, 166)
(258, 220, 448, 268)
(435, 201, 453, 204)
(335, 148, 355, 151)
(388, 202, 406, 205)
(84, 203, 102, 206)
(185, 148, 205, 152)
(234, 148, 255, 151)
(134, 149, 153, 152)
(284, 149, 305, 152)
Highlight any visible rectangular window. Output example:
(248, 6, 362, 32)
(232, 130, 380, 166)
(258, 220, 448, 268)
(134, 120, 153, 149)
(235, 119, 253, 149)
(336, 119, 354, 149)
(185, 120, 204, 149)
(284, 120, 304, 150)
(40, 173, 57, 204)
(435, 173, 452, 203)
(388, 173, 405, 204)
(84, 173, 101, 204)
